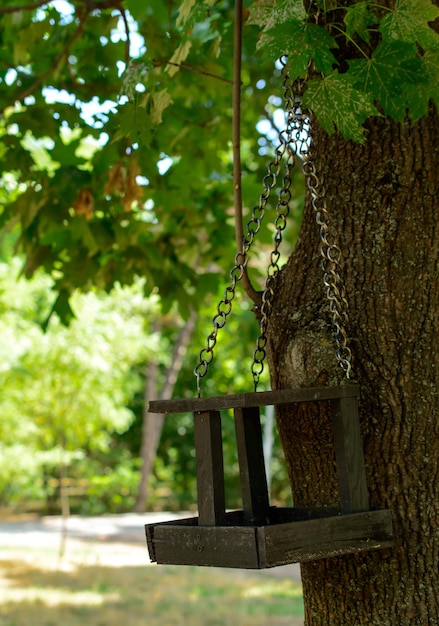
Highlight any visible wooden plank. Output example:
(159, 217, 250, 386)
(149, 385, 360, 414)
(152, 524, 260, 568)
(332, 397, 369, 513)
(194, 410, 226, 526)
(259, 509, 393, 567)
(145, 525, 157, 563)
(234, 407, 270, 524)
(146, 509, 393, 568)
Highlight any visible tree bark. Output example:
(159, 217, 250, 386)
(135, 309, 197, 512)
(268, 108, 439, 624)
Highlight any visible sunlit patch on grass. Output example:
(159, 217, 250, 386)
(244, 580, 303, 599)
(0, 547, 304, 626)
(1, 587, 119, 607)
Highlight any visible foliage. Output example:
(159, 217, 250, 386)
(1, 0, 436, 519)
(0, 258, 291, 514)
(250, 0, 439, 141)
(0, 260, 164, 511)
(0, 0, 436, 321)
(0, 0, 294, 320)
(0, 0, 436, 316)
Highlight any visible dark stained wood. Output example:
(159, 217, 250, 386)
(194, 410, 226, 525)
(151, 524, 260, 568)
(145, 384, 394, 569)
(145, 509, 393, 568)
(234, 407, 270, 524)
(148, 384, 360, 414)
(332, 397, 369, 513)
(258, 509, 393, 567)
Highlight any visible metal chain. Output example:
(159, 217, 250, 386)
(251, 62, 308, 390)
(302, 135, 353, 379)
(193, 95, 292, 396)
(194, 58, 353, 395)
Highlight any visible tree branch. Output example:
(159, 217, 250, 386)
(0, 11, 88, 114)
(152, 59, 234, 85)
(232, 0, 261, 306)
(0, 0, 123, 14)
(118, 7, 131, 65)
(0, 1, 48, 13)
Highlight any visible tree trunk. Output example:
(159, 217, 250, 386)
(268, 107, 439, 624)
(135, 309, 197, 512)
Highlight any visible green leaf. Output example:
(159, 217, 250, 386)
(71, 219, 99, 256)
(258, 21, 338, 78)
(404, 50, 439, 119)
(303, 71, 378, 143)
(380, 0, 439, 50)
(349, 41, 425, 121)
(248, 0, 307, 29)
(49, 139, 84, 168)
(43, 289, 74, 330)
(344, 1, 376, 44)
(124, 0, 147, 21)
(151, 89, 173, 125)
(166, 40, 192, 77)
(176, 0, 197, 27)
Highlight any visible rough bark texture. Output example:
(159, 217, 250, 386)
(267, 108, 439, 624)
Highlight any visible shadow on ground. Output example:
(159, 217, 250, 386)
(0, 514, 304, 626)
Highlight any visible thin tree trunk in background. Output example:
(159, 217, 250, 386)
(58, 448, 70, 561)
(135, 309, 197, 512)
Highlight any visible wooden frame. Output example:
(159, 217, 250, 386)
(145, 385, 393, 569)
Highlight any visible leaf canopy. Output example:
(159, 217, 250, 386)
(0, 0, 437, 314)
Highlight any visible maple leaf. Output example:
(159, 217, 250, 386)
(302, 71, 378, 143)
(404, 50, 439, 120)
(258, 20, 338, 78)
(348, 41, 425, 121)
(344, 1, 376, 44)
(380, 0, 439, 51)
(248, 0, 307, 30)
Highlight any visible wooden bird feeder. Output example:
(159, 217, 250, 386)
(145, 384, 393, 569)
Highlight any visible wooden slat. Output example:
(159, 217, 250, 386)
(149, 385, 360, 414)
(234, 407, 270, 524)
(151, 524, 260, 568)
(194, 410, 226, 526)
(146, 509, 393, 568)
(332, 397, 369, 513)
(259, 509, 393, 567)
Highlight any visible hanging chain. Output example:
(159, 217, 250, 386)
(194, 58, 303, 397)
(194, 58, 353, 395)
(302, 134, 353, 379)
(252, 63, 353, 384)
(251, 62, 308, 390)
(194, 121, 288, 395)
(193, 188, 272, 396)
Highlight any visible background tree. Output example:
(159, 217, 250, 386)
(1, 1, 439, 625)
(0, 261, 158, 513)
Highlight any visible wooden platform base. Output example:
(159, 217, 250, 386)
(145, 507, 393, 569)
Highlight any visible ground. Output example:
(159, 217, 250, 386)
(0, 513, 304, 626)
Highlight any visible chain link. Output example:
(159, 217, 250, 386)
(251, 60, 308, 390)
(194, 108, 289, 395)
(302, 135, 353, 379)
(194, 57, 353, 395)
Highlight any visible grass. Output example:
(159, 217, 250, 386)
(0, 541, 304, 626)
